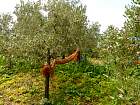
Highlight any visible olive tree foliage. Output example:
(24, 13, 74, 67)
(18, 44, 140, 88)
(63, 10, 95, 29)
(100, 26, 137, 78)
(99, 0, 140, 78)
(87, 22, 100, 48)
(100, 25, 131, 76)
(97, 2, 140, 101)
(91, 1, 140, 102)
(12, 1, 49, 67)
(0, 14, 15, 69)
(12, 0, 96, 64)
(123, 0, 140, 61)
(132, 0, 140, 5)
(99, 25, 120, 64)
(0, 14, 14, 36)
(124, 1, 140, 37)
(0, 14, 14, 47)
(0, 0, 98, 69)
(44, 0, 96, 55)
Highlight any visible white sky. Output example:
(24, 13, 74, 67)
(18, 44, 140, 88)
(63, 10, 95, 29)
(81, 0, 132, 31)
(0, 0, 132, 32)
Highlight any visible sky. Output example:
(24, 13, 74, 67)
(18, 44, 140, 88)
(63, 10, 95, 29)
(81, 0, 132, 31)
(0, 0, 132, 32)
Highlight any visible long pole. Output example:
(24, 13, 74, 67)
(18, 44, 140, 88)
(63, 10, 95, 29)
(44, 48, 51, 104)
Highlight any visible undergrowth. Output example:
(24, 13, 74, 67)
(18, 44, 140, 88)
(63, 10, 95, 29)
(0, 58, 140, 105)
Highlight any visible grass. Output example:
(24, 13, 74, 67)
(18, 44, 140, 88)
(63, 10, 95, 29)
(0, 59, 140, 105)
(0, 72, 44, 105)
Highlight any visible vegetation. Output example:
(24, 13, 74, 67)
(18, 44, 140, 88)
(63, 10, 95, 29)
(0, 0, 139, 105)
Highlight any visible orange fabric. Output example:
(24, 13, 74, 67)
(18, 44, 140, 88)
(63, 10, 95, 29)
(41, 64, 51, 76)
(134, 61, 140, 65)
(55, 48, 79, 64)
(41, 48, 80, 77)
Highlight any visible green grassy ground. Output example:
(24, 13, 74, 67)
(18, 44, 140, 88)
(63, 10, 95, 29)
(0, 60, 140, 105)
